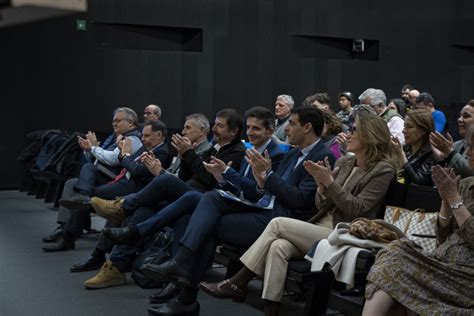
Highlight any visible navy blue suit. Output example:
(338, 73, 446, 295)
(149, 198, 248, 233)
(176, 140, 335, 286)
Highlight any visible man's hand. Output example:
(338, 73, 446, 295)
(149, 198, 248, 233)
(247, 149, 271, 189)
(246, 149, 271, 174)
(86, 131, 99, 147)
(171, 134, 194, 156)
(203, 156, 231, 183)
(78, 136, 92, 151)
(430, 132, 454, 161)
(116, 135, 125, 150)
(141, 152, 163, 176)
(120, 137, 132, 155)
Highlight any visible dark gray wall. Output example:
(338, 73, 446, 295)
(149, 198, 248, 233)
(2, 0, 474, 188)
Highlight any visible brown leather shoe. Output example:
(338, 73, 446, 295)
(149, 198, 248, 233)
(199, 279, 247, 302)
(90, 197, 125, 224)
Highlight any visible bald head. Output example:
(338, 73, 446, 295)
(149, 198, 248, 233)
(408, 90, 420, 106)
(144, 104, 161, 123)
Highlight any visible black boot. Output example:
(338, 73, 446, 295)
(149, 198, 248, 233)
(102, 224, 140, 245)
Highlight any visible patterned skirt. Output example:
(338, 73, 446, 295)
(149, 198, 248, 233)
(365, 238, 474, 315)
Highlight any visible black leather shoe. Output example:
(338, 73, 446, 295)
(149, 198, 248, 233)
(103, 226, 140, 245)
(148, 298, 199, 316)
(42, 226, 64, 243)
(59, 194, 91, 209)
(141, 259, 191, 287)
(70, 255, 106, 272)
(340, 285, 365, 296)
(42, 237, 75, 252)
(149, 283, 180, 304)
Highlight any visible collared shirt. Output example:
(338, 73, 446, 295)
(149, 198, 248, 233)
(295, 138, 321, 169)
(91, 135, 142, 167)
(214, 141, 230, 153)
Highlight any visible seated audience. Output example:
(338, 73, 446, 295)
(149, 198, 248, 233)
(415, 92, 447, 133)
(102, 106, 285, 245)
(359, 88, 405, 144)
(200, 113, 399, 315)
(392, 109, 435, 186)
(42, 120, 171, 252)
(322, 111, 343, 160)
(273, 94, 294, 142)
(68, 113, 212, 272)
(336, 91, 354, 132)
(140, 107, 335, 315)
(363, 164, 474, 315)
(80, 109, 246, 288)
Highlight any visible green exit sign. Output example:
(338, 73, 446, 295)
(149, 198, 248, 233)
(76, 20, 86, 31)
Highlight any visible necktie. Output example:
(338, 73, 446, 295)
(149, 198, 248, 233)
(255, 150, 302, 208)
(109, 168, 127, 184)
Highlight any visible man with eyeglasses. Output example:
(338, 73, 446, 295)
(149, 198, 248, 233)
(42, 107, 142, 252)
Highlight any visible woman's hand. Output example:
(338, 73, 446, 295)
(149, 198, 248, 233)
(432, 165, 461, 206)
(303, 157, 337, 194)
(391, 136, 407, 164)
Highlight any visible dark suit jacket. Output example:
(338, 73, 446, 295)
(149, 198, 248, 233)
(179, 138, 246, 192)
(222, 139, 285, 201)
(120, 142, 171, 189)
(264, 139, 335, 220)
(309, 156, 396, 226)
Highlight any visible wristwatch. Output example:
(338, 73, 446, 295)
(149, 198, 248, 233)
(118, 152, 131, 161)
(449, 200, 463, 210)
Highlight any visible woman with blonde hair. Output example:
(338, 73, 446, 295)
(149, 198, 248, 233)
(200, 113, 400, 315)
(392, 109, 435, 186)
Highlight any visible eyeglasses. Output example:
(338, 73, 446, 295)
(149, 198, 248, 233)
(112, 118, 125, 124)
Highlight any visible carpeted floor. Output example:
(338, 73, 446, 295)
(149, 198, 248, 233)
(0, 191, 309, 316)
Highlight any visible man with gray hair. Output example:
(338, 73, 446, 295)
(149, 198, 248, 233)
(274, 94, 294, 142)
(359, 88, 405, 143)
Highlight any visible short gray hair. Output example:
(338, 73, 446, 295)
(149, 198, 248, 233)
(147, 104, 162, 117)
(277, 94, 295, 108)
(359, 88, 386, 107)
(186, 113, 210, 135)
(114, 107, 139, 127)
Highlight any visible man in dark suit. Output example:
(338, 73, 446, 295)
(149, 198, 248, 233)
(143, 107, 335, 315)
(42, 120, 172, 252)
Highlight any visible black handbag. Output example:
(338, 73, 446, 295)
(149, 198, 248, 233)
(131, 227, 174, 289)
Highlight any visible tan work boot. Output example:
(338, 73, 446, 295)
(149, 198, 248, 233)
(84, 261, 126, 289)
(90, 197, 125, 224)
